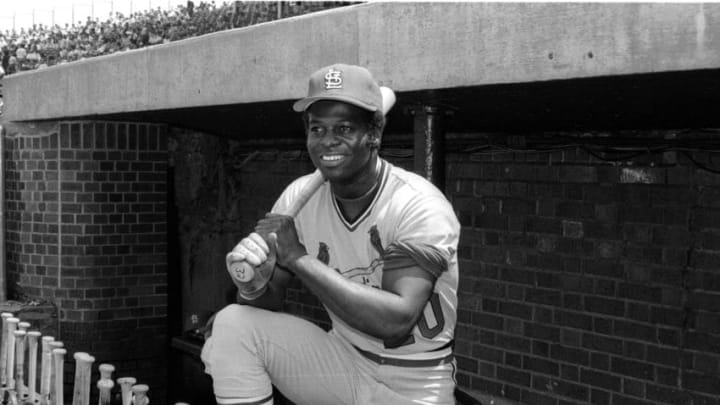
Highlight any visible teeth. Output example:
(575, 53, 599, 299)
(322, 155, 343, 161)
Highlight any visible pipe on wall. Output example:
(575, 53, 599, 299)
(411, 105, 446, 191)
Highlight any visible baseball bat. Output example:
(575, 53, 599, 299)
(72, 352, 95, 405)
(13, 330, 26, 400)
(227, 86, 398, 287)
(228, 169, 325, 287)
(0, 312, 13, 388)
(26, 331, 41, 404)
(96, 364, 114, 405)
(51, 348, 66, 405)
(39, 336, 55, 405)
(116, 377, 136, 405)
(48, 341, 64, 405)
(6, 317, 19, 391)
(18, 322, 30, 333)
(131, 384, 149, 405)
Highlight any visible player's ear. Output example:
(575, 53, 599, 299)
(366, 132, 381, 149)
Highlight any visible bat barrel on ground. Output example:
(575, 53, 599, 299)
(39, 336, 55, 405)
(72, 352, 95, 405)
(13, 330, 27, 401)
(0, 312, 13, 388)
(27, 331, 41, 403)
(96, 364, 115, 405)
(116, 377, 136, 405)
(130, 384, 149, 405)
(51, 348, 66, 405)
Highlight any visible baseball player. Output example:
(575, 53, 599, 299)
(201, 64, 460, 405)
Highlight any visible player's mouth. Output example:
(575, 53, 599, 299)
(320, 154, 346, 166)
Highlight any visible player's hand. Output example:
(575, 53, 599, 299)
(225, 232, 270, 268)
(255, 213, 307, 270)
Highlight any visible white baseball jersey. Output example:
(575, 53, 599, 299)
(272, 159, 460, 360)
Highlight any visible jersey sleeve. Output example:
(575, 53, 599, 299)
(383, 193, 460, 278)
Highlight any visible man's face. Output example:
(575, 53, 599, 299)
(305, 100, 376, 185)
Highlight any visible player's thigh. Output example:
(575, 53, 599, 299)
(377, 360, 457, 405)
(212, 304, 365, 405)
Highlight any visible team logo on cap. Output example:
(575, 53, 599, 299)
(324, 68, 343, 90)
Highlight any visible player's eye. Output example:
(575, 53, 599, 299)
(309, 126, 325, 136)
(338, 125, 352, 134)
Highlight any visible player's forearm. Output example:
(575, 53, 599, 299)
(289, 255, 418, 341)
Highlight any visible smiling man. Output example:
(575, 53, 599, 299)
(201, 64, 461, 405)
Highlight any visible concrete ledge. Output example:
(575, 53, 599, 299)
(4, 2, 720, 121)
(0, 300, 59, 338)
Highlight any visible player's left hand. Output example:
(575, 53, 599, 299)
(255, 213, 307, 270)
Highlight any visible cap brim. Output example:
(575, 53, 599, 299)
(293, 95, 379, 112)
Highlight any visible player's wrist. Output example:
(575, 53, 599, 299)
(284, 251, 311, 273)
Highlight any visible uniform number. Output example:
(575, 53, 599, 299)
(384, 292, 445, 348)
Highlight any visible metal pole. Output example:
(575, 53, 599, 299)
(32, 9, 35, 26)
(52, 9, 55, 26)
(411, 106, 446, 191)
(0, 124, 6, 301)
(92, 1, 95, 19)
(72, 4, 74, 26)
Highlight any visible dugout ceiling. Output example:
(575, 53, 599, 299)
(3, 2, 720, 136)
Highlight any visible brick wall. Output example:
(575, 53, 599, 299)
(170, 129, 720, 405)
(449, 134, 720, 405)
(4, 121, 169, 402)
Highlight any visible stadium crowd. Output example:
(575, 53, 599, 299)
(0, 1, 355, 114)
(0, 1, 352, 75)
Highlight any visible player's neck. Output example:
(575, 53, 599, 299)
(331, 157, 381, 200)
(332, 158, 382, 221)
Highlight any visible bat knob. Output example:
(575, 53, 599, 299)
(229, 261, 255, 283)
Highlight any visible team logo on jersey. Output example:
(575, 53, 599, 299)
(339, 259, 383, 288)
(324, 68, 343, 89)
(317, 242, 330, 265)
(368, 225, 384, 256)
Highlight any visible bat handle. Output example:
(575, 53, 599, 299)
(96, 364, 115, 405)
(48, 341, 64, 405)
(27, 331, 42, 402)
(52, 348, 67, 405)
(40, 336, 56, 405)
(131, 384, 149, 405)
(6, 317, 20, 391)
(14, 330, 27, 399)
(117, 377, 137, 405)
(72, 352, 95, 405)
(0, 312, 14, 388)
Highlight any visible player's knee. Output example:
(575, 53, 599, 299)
(213, 303, 266, 333)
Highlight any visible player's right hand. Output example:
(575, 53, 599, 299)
(225, 232, 270, 268)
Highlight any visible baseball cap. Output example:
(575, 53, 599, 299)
(293, 64, 382, 113)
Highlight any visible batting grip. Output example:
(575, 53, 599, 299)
(229, 170, 325, 299)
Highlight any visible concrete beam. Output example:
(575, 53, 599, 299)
(3, 2, 720, 121)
